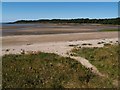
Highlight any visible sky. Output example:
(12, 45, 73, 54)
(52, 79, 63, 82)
(2, 2, 118, 22)
(1, 0, 120, 2)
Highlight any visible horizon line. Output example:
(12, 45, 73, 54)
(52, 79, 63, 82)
(2, 17, 119, 23)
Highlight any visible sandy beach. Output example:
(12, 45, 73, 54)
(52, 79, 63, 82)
(2, 32, 118, 46)
(2, 31, 118, 56)
(2, 23, 118, 57)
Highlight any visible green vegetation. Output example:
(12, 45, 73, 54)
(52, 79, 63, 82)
(71, 44, 119, 87)
(2, 51, 118, 88)
(100, 29, 120, 32)
(9, 18, 120, 25)
(2, 52, 93, 88)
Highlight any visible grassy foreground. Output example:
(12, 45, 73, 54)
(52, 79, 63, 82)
(3, 52, 94, 88)
(2, 45, 119, 88)
(71, 44, 119, 88)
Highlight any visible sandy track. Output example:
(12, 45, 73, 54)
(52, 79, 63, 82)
(70, 56, 104, 76)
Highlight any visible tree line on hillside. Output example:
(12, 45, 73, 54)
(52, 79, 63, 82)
(10, 18, 120, 25)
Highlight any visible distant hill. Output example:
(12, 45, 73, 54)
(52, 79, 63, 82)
(9, 18, 120, 25)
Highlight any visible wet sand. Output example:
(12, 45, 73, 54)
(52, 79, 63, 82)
(2, 24, 118, 36)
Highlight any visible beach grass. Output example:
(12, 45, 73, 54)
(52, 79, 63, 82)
(71, 44, 119, 87)
(2, 52, 92, 88)
(2, 50, 118, 88)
